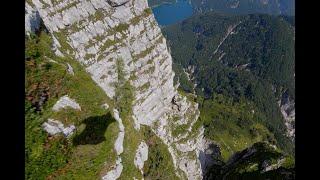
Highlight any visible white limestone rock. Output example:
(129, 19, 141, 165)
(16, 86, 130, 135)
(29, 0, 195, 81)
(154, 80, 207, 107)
(52, 95, 81, 112)
(134, 141, 148, 172)
(102, 157, 123, 180)
(132, 115, 140, 130)
(42, 119, 64, 136)
(103, 109, 125, 179)
(113, 109, 125, 155)
(25, 2, 41, 35)
(114, 131, 125, 155)
(278, 92, 295, 140)
(31, 0, 204, 178)
(42, 119, 76, 137)
(63, 125, 76, 137)
(52, 35, 64, 57)
(113, 109, 124, 131)
(102, 103, 109, 110)
(67, 63, 74, 75)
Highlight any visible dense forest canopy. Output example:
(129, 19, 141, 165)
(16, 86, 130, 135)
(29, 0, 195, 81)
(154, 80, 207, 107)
(148, 0, 295, 15)
(163, 12, 295, 155)
(191, 0, 295, 16)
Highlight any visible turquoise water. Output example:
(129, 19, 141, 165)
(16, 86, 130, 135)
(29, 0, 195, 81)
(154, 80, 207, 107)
(152, 0, 193, 26)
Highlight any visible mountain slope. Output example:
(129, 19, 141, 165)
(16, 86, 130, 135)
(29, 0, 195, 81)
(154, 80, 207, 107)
(192, 0, 295, 16)
(25, 0, 206, 179)
(148, 0, 295, 15)
(205, 142, 295, 179)
(163, 12, 295, 156)
(25, 0, 295, 179)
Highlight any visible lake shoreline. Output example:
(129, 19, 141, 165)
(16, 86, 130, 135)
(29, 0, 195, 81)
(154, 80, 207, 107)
(151, 0, 194, 26)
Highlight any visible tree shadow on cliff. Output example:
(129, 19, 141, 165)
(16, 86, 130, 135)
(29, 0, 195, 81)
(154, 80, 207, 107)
(73, 112, 116, 145)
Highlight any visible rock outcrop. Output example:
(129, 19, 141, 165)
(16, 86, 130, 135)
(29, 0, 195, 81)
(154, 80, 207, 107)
(66, 63, 75, 75)
(103, 109, 125, 179)
(113, 109, 125, 155)
(199, 139, 222, 176)
(278, 92, 295, 141)
(25, 2, 41, 35)
(134, 141, 149, 174)
(42, 119, 76, 137)
(52, 95, 81, 111)
(27, 0, 204, 179)
(102, 157, 123, 180)
(152, 93, 204, 179)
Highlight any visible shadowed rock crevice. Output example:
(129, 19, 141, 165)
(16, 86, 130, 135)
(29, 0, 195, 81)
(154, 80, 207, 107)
(73, 112, 116, 145)
(107, 0, 130, 7)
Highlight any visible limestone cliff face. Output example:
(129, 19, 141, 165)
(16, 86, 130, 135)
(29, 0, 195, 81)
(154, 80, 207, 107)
(26, 0, 204, 179)
(25, 2, 41, 35)
(278, 92, 295, 141)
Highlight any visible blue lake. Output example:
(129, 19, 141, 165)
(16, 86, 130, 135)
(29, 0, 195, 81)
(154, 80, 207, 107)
(151, 0, 194, 26)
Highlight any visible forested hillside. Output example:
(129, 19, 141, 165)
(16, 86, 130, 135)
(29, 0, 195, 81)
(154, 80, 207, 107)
(192, 0, 295, 16)
(163, 12, 295, 158)
(148, 0, 295, 15)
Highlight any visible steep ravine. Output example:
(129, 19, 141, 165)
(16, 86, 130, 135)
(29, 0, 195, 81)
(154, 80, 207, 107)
(26, 0, 207, 179)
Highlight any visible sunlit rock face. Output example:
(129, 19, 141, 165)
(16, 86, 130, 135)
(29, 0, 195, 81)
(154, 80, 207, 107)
(52, 95, 81, 112)
(27, 0, 204, 179)
(42, 119, 76, 137)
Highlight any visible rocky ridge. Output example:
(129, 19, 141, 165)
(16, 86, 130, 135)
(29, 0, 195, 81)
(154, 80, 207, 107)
(278, 92, 295, 141)
(26, 0, 205, 179)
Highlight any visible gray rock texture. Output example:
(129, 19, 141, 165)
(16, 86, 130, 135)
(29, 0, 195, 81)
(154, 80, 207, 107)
(102, 109, 125, 179)
(42, 119, 76, 137)
(199, 139, 222, 175)
(25, 2, 41, 34)
(52, 95, 81, 112)
(278, 92, 295, 140)
(134, 141, 148, 173)
(102, 157, 123, 180)
(28, 0, 203, 179)
(67, 63, 74, 75)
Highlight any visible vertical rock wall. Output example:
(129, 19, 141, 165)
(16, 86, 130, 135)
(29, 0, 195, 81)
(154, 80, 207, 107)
(27, 0, 204, 179)
(25, 2, 41, 34)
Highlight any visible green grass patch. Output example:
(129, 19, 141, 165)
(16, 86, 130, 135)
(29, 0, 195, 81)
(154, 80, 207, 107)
(112, 58, 143, 179)
(200, 93, 276, 161)
(114, 23, 129, 33)
(26, 32, 117, 179)
(141, 127, 179, 180)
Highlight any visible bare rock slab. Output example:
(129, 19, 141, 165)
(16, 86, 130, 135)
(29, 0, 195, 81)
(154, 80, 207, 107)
(134, 141, 148, 171)
(52, 95, 81, 112)
(102, 157, 123, 180)
(42, 119, 76, 137)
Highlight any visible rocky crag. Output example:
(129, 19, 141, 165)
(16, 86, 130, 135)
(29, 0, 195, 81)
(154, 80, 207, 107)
(26, 0, 206, 179)
(278, 91, 295, 141)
